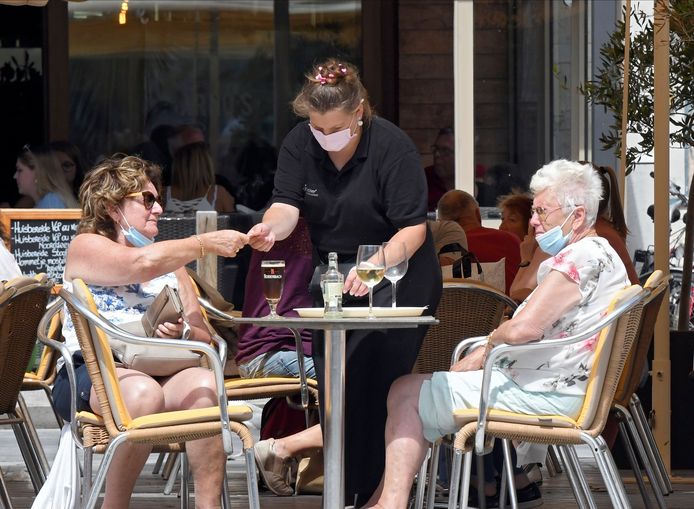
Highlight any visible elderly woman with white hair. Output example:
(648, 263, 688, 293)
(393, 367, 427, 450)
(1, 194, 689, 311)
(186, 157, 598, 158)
(363, 159, 630, 509)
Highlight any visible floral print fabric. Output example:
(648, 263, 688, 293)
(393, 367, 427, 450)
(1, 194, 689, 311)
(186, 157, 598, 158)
(61, 273, 178, 358)
(498, 237, 629, 396)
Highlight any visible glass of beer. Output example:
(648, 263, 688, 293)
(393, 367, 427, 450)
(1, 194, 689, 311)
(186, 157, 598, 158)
(356, 244, 385, 319)
(261, 260, 285, 318)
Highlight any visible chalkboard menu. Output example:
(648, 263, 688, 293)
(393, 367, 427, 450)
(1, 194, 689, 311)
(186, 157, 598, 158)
(0, 209, 81, 284)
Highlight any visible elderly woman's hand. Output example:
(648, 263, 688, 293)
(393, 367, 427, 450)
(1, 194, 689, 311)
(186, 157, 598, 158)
(450, 346, 485, 372)
(203, 230, 248, 258)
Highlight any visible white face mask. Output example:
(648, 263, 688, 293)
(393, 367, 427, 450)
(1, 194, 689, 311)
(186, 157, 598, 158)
(309, 112, 361, 152)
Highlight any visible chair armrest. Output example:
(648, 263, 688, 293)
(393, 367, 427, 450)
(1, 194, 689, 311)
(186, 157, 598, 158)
(37, 301, 84, 448)
(198, 296, 237, 322)
(473, 288, 646, 455)
(451, 336, 489, 366)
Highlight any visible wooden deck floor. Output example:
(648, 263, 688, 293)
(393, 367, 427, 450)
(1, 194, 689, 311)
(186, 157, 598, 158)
(4, 458, 694, 508)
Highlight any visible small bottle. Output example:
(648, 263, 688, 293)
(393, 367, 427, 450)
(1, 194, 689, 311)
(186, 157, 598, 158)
(321, 252, 343, 318)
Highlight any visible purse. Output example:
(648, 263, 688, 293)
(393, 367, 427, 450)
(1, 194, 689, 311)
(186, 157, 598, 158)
(110, 285, 201, 377)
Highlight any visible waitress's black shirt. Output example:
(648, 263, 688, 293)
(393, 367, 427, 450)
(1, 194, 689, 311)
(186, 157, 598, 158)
(273, 117, 428, 262)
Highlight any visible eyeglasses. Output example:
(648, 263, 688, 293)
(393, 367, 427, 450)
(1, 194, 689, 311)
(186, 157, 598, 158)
(530, 205, 563, 221)
(431, 145, 454, 157)
(61, 161, 76, 170)
(125, 191, 160, 210)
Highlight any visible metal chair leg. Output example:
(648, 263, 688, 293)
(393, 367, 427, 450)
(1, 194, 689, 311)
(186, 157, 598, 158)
(0, 466, 14, 509)
(476, 453, 486, 509)
(617, 418, 653, 508)
(10, 421, 43, 492)
(561, 445, 596, 509)
(414, 447, 430, 509)
(631, 394, 673, 494)
(616, 404, 668, 509)
(426, 442, 441, 509)
(162, 452, 179, 481)
(164, 454, 181, 495)
(459, 452, 473, 509)
(152, 452, 167, 475)
(583, 433, 630, 509)
(501, 439, 518, 509)
(179, 452, 189, 509)
(547, 444, 563, 475)
(244, 447, 260, 509)
(221, 468, 230, 509)
(16, 394, 50, 479)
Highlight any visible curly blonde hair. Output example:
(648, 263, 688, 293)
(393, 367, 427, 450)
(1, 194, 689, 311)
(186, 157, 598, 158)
(292, 59, 373, 123)
(78, 155, 162, 240)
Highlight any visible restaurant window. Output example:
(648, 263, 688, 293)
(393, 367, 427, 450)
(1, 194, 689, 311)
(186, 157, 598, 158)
(67, 0, 361, 209)
(472, 0, 598, 209)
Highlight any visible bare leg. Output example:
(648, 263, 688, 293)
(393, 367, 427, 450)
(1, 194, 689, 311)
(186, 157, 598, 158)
(272, 424, 323, 459)
(163, 367, 226, 509)
(365, 374, 432, 509)
(90, 368, 165, 509)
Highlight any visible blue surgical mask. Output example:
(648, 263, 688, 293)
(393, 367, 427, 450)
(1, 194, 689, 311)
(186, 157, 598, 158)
(118, 208, 153, 247)
(536, 209, 575, 256)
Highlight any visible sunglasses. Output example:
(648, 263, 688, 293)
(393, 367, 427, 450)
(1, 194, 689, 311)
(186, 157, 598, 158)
(125, 191, 160, 210)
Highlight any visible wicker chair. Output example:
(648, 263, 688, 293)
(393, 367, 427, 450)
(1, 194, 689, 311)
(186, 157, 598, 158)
(48, 279, 260, 509)
(447, 285, 646, 509)
(412, 280, 517, 509)
(0, 275, 53, 508)
(610, 270, 670, 508)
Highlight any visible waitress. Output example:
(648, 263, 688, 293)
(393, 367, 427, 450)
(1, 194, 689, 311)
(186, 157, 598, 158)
(248, 59, 441, 506)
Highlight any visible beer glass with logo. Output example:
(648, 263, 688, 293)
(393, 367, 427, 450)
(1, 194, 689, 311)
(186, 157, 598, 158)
(261, 260, 285, 318)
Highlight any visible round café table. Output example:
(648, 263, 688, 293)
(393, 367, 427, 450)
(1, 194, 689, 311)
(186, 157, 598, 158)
(231, 314, 438, 509)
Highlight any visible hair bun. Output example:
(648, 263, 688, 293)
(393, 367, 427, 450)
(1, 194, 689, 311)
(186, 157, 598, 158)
(313, 60, 352, 86)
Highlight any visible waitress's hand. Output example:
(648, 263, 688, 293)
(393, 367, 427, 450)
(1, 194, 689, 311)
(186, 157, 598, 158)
(343, 266, 369, 297)
(247, 223, 276, 252)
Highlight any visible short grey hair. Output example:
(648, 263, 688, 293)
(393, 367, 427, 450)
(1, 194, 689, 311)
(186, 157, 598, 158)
(530, 159, 603, 226)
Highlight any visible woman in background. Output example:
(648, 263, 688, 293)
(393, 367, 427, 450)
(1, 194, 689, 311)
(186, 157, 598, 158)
(498, 192, 533, 242)
(15, 145, 79, 209)
(165, 141, 235, 214)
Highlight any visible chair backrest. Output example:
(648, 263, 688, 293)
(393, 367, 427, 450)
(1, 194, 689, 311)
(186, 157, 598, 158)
(0, 275, 52, 414)
(575, 284, 644, 431)
(61, 279, 133, 433)
(613, 270, 668, 407)
(413, 280, 517, 374)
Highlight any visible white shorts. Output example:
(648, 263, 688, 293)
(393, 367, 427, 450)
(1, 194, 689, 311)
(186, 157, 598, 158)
(418, 369, 584, 443)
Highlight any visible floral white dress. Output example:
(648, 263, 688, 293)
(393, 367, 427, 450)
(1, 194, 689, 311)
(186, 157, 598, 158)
(498, 236, 630, 395)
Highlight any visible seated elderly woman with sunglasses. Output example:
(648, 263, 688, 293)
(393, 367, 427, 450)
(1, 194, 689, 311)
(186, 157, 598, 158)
(52, 155, 248, 509)
(364, 159, 630, 509)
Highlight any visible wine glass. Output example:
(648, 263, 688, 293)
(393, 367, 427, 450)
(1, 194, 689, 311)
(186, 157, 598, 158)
(383, 241, 408, 307)
(261, 260, 285, 318)
(356, 244, 386, 319)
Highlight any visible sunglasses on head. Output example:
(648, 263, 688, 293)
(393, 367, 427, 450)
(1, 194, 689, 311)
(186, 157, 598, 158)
(125, 191, 160, 210)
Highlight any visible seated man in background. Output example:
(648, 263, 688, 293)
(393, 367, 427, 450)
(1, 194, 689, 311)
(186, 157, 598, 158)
(437, 189, 520, 293)
(428, 219, 467, 266)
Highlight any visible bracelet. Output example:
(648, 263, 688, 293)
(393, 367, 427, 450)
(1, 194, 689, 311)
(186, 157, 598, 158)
(193, 235, 205, 259)
(518, 260, 531, 268)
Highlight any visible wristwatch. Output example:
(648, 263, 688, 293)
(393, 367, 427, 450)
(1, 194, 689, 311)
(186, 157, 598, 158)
(518, 260, 531, 268)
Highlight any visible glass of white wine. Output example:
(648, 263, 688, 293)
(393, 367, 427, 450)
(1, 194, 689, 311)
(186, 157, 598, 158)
(356, 244, 386, 319)
(382, 241, 408, 307)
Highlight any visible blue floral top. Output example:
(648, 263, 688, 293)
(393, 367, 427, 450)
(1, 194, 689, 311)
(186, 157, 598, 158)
(59, 273, 177, 367)
(497, 237, 629, 396)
